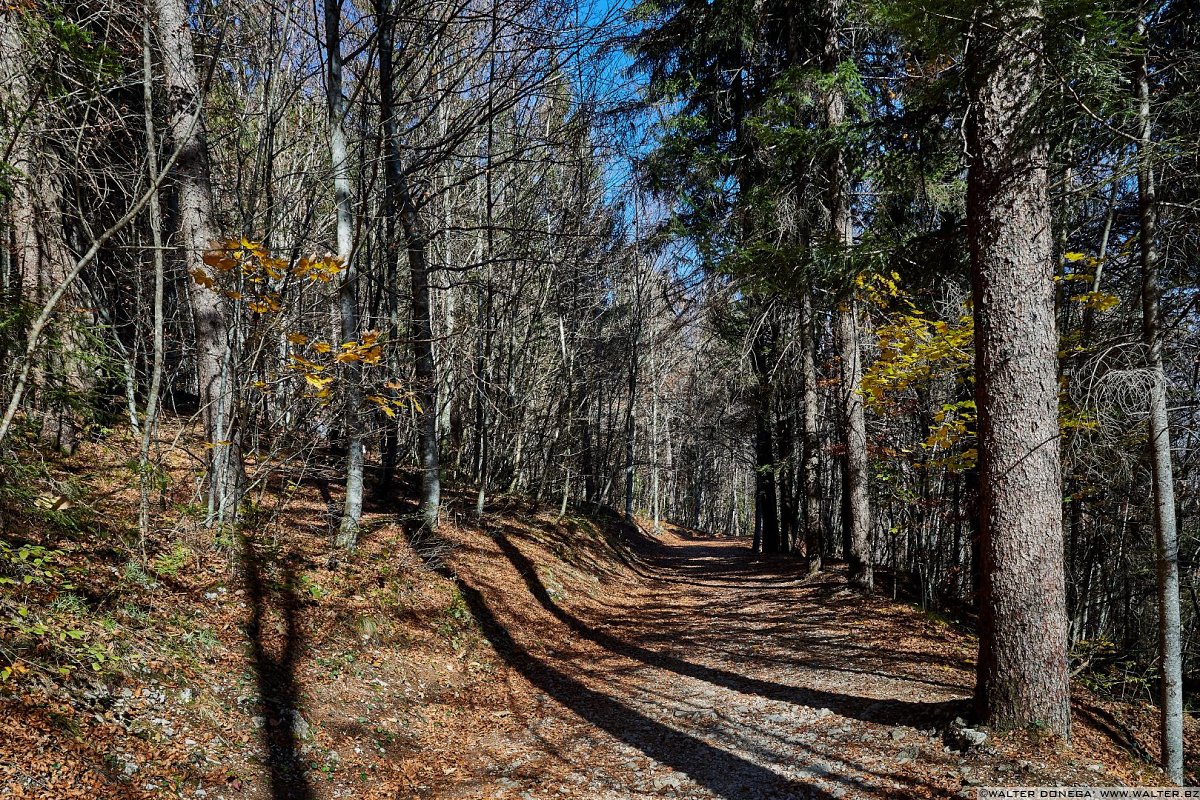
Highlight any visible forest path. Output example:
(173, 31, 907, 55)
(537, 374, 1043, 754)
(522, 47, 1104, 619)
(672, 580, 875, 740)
(434, 525, 1000, 800)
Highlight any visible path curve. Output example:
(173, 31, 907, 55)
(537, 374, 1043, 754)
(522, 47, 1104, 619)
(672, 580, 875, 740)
(439, 524, 991, 800)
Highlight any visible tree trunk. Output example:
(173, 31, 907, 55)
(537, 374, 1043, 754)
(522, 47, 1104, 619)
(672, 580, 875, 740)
(324, 0, 364, 549)
(1135, 24, 1183, 783)
(836, 301, 871, 589)
(822, 0, 870, 590)
(967, 2, 1071, 738)
(801, 285, 822, 573)
(751, 323, 780, 555)
(378, 6, 439, 533)
(139, 14, 167, 541)
(152, 0, 244, 525)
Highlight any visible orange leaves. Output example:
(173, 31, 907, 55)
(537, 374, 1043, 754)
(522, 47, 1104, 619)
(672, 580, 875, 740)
(246, 294, 282, 314)
(335, 331, 383, 365)
(188, 268, 215, 289)
(196, 239, 347, 310)
(293, 254, 346, 283)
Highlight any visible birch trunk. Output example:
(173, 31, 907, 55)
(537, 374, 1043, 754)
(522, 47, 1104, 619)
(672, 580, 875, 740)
(324, 0, 364, 549)
(1135, 23, 1183, 782)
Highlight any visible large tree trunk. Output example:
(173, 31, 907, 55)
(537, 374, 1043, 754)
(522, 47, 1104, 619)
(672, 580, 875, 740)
(1135, 23, 1183, 784)
(823, 0, 870, 591)
(967, 2, 1071, 738)
(324, 0, 364, 549)
(153, 0, 244, 524)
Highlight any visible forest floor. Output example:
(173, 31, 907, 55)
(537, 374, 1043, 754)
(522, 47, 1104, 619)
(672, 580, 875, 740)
(1, 430, 1196, 799)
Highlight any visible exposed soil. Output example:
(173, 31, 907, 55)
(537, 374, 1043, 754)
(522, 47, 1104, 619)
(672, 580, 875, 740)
(2, 433, 1193, 799)
(424, 518, 1179, 799)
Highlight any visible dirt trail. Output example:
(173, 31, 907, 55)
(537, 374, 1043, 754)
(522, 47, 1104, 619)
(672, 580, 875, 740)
(421, 522, 1144, 800)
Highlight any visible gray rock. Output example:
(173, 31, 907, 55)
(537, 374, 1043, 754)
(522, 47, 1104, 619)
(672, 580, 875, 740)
(652, 774, 684, 790)
(889, 727, 906, 741)
(958, 728, 987, 748)
(289, 710, 312, 741)
(950, 718, 988, 750)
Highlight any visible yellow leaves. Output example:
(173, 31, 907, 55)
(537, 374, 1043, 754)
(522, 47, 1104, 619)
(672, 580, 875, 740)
(854, 270, 904, 309)
(293, 254, 346, 283)
(286, 332, 309, 346)
(304, 373, 333, 390)
(335, 331, 383, 365)
(369, 383, 421, 417)
(313, 342, 332, 354)
(368, 394, 405, 418)
(862, 296, 974, 415)
(1063, 251, 1087, 262)
(201, 240, 346, 318)
(289, 353, 324, 372)
(247, 294, 282, 314)
(1074, 291, 1119, 313)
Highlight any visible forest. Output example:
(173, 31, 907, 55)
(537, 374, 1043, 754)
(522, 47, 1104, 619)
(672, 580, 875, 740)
(0, 0, 1197, 796)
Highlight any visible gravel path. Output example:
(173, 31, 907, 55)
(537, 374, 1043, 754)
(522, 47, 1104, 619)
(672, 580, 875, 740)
(446, 527, 988, 800)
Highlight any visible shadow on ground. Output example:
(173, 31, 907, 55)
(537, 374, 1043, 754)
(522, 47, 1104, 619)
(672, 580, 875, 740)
(447, 513, 969, 798)
(241, 534, 316, 800)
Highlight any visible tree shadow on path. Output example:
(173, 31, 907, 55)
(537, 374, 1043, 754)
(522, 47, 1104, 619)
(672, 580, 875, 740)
(454, 576, 853, 799)
(491, 527, 966, 731)
(241, 534, 316, 800)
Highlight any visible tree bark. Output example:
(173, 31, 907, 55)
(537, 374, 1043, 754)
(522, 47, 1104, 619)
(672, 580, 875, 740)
(1134, 22, 1183, 783)
(836, 301, 871, 589)
(801, 285, 823, 573)
(822, 0, 870, 590)
(378, 0, 439, 532)
(324, 0, 364, 549)
(967, 2, 1071, 738)
(153, 0, 244, 525)
(139, 12, 167, 541)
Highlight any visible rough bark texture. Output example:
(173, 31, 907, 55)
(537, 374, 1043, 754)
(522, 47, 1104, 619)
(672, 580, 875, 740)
(1135, 27, 1183, 783)
(153, 0, 244, 524)
(835, 302, 871, 589)
(822, 0, 870, 590)
(967, 3, 1071, 738)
